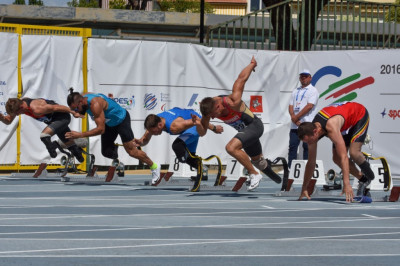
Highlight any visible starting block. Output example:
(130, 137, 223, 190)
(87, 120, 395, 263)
(276, 181, 400, 202)
(275, 179, 317, 197)
(62, 166, 120, 184)
(152, 171, 248, 192)
(312, 186, 400, 202)
(276, 160, 325, 196)
(11, 163, 66, 179)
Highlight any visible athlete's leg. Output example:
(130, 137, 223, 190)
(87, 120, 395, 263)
(332, 146, 362, 179)
(101, 125, 119, 160)
(40, 127, 57, 158)
(349, 141, 374, 181)
(226, 138, 258, 176)
(172, 137, 200, 170)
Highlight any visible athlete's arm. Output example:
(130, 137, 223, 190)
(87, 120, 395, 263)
(208, 124, 223, 134)
(228, 56, 257, 110)
(0, 112, 16, 125)
(169, 117, 196, 134)
(65, 97, 106, 139)
(134, 130, 152, 147)
(31, 99, 81, 118)
(326, 118, 354, 202)
(298, 142, 317, 200)
(197, 115, 211, 136)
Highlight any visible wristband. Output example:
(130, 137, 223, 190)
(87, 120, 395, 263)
(212, 125, 217, 132)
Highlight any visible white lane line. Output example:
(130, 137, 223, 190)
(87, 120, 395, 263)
(363, 214, 379, 218)
(0, 239, 253, 254)
(261, 205, 275, 209)
(279, 231, 400, 240)
(0, 210, 399, 221)
(0, 217, 398, 235)
(0, 254, 399, 258)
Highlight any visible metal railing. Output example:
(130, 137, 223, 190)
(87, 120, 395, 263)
(207, 0, 400, 51)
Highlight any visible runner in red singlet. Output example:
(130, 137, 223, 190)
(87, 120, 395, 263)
(1, 98, 84, 162)
(195, 57, 282, 191)
(297, 102, 374, 202)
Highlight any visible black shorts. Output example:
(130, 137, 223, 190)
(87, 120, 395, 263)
(45, 112, 71, 143)
(233, 116, 264, 157)
(101, 110, 134, 147)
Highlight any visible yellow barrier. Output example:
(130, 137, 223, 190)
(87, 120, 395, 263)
(0, 23, 92, 172)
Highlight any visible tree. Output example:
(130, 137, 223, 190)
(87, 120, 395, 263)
(29, 0, 44, 5)
(262, 0, 329, 51)
(13, 0, 26, 4)
(67, 0, 100, 8)
(158, 0, 214, 13)
(385, 0, 400, 23)
(109, 0, 127, 9)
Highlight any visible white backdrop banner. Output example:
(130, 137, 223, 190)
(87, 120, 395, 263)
(88, 39, 400, 176)
(2, 34, 398, 175)
(301, 50, 400, 175)
(19, 35, 83, 164)
(88, 39, 294, 166)
(0, 32, 18, 164)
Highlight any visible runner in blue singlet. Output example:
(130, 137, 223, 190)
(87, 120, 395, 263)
(66, 89, 161, 182)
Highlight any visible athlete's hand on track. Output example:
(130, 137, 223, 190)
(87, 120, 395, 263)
(298, 189, 311, 201)
(341, 184, 354, 203)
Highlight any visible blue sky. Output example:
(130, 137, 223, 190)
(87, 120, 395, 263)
(0, 0, 69, 6)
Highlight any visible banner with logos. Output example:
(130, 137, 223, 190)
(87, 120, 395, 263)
(300, 50, 400, 175)
(0, 33, 18, 164)
(1, 34, 398, 176)
(88, 39, 400, 176)
(87, 39, 296, 166)
(19, 35, 83, 164)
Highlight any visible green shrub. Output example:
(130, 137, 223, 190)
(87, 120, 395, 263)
(158, 0, 214, 13)
(385, 0, 400, 23)
(67, 0, 100, 8)
(109, 0, 128, 9)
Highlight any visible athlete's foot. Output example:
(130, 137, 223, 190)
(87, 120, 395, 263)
(46, 142, 57, 158)
(68, 145, 84, 163)
(151, 164, 161, 185)
(191, 172, 203, 192)
(356, 177, 372, 197)
(247, 173, 262, 191)
(262, 159, 282, 184)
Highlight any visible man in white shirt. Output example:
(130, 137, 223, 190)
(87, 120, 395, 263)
(288, 69, 319, 168)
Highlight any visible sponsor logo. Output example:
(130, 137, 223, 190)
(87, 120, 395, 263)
(249, 95, 263, 113)
(313, 66, 375, 104)
(381, 108, 387, 118)
(378, 108, 400, 120)
(160, 93, 171, 111)
(388, 109, 400, 120)
(108, 94, 135, 110)
(161, 103, 168, 111)
(187, 93, 199, 107)
(160, 93, 171, 103)
(144, 93, 157, 110)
